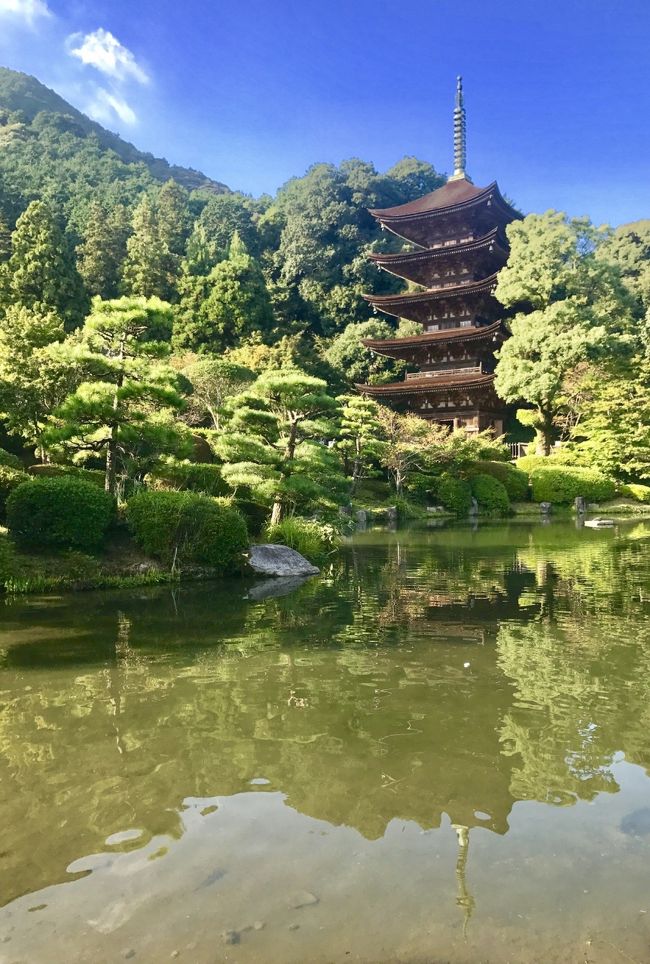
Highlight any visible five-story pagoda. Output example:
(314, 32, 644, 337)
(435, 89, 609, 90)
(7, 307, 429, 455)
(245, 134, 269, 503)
(357, 78, 520, 434)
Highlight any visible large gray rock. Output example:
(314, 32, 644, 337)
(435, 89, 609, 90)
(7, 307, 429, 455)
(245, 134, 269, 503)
(247, 544, 320, 578)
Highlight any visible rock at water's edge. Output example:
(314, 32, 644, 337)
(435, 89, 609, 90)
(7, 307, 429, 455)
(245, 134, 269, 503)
(247, 544, 320, 578)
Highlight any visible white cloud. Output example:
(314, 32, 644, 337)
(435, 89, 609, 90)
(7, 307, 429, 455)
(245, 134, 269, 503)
(68, 28, 148, 85)
(85, 88, 137, 126)
(0, 0, 52, 24)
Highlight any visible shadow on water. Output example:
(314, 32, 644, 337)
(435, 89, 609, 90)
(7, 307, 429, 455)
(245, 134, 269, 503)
(1, 519, 650, 961)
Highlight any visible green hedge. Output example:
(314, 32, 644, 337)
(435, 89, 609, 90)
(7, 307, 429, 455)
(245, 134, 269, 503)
(471, 473, 510, 514)
(146, 460, 226, 496)
(436, 473, 472, 516)
(0, 466, 30, 521)
(0, 448, 22, 470)
(530, 466, 616, 504)
(620, 482, 650, 503)
(7, 477, 116, 551)
(473, 460, 529, 501)
(126, 490, 248, 572)
(28, 464, 106, 488)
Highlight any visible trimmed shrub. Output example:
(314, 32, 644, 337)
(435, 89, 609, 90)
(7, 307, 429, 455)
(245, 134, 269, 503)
(620, 483, 650, 503)
(530, 466, 616, 504)
(264, 517, 340, 562)
(0, 448, 22, 470)
(7, 477, 116, 551)
(473, 460, 529, 501)
(126, 490, 248, 572)
(146, 460, 226, 496)
(435, 473, 472, 516)
(28, 464, 106, 488)
(471, 473, 510, 514)
(0, 466, 30, 521)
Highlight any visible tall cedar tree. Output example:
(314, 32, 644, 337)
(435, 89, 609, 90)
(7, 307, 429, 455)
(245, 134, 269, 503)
(122, 195, 174, 301)
(2, 199, 88, 328)
(78, 200, 131, 299)
(173, 233, 273, 353)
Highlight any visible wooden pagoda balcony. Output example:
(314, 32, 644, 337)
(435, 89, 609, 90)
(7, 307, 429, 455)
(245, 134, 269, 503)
(405, 365, 482, 380)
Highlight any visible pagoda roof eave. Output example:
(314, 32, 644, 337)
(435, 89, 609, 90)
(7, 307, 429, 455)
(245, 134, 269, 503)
(362, 320, 504, 353)
(356, 372, 497, 397)
(369, 179, 521, 224)
(363, 273, 499, 311)
(368, 228, 507, 269)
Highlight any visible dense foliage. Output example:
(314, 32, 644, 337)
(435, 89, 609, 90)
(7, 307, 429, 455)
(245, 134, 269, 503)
(6, 477, 115, 550)
(126, 490, 247, 571)
(470, 474, 511, 514)
(529, 466, 616, 504)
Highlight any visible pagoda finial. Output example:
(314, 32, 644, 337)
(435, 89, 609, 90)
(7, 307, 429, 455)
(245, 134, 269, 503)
(450, 75, 471, 182)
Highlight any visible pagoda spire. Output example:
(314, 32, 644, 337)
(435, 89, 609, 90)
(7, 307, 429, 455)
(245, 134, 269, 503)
(450, 75, 471, 182)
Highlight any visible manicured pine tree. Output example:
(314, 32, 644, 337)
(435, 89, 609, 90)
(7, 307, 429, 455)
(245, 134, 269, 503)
(47, 297, 186, 494)
(2, 200, 88, 329)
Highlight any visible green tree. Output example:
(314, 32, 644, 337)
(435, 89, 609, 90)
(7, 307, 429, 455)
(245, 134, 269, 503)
(157, 180, 191, 258)
(122, 195, 174, 300)
(336, 395, 385, 492)
(216, 370, 340, 524)
(494, 212, 633, 454)
(2, 200, 88, 328)
(47, 297, 186, 494)
(0, 305, 78, 459)
(197, 193, 259, 255)
(77, 200, 131, 299)
(181, 356, 254, 429)
(324, 319, 405, 387)
(173, 233, 273, 352)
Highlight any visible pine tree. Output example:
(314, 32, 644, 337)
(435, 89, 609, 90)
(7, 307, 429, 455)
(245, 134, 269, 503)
(47, 297, 187, 493)
(0, 216, 11, 263)
(2, 200, 88, 328)
(77, 200, 131, 299)
(122, 195, 174, 300)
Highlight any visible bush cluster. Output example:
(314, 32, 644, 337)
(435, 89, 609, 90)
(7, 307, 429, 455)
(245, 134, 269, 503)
(471, 473, 510, 514)
(0, 448, 22, 470)
(619, 482, 650, 503)
(435, 473, 472, 516)
(472, 460, 529, 501)
(126, 490, 248, 572)
(264, 517, 340, 562)
(146, 460, 226, 496)
(28, 463, 106, 487)
(530, 466, 616, 504)
(7, 477, 116, 551)
(0, 466, 30, 521)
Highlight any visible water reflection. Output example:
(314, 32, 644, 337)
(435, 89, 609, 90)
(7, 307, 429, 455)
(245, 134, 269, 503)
(1, 521, 650, 961)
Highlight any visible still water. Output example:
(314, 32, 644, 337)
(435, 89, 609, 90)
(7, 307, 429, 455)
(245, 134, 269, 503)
(1, 520, 650, 963)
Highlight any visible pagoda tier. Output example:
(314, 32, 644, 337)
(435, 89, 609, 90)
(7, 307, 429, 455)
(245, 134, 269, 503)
(370, 178, 520, 248)
(362, 319, 505, 367)
(368, 227, 508, 288)
(357, 372, 505, 433)
(363, 273, 500, 326)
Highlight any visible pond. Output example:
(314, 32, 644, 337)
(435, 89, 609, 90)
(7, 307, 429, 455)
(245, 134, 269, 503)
(1, 520, 650, 963)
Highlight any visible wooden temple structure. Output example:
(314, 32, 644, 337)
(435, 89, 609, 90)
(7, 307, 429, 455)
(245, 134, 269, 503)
(357, 78, 521, 434)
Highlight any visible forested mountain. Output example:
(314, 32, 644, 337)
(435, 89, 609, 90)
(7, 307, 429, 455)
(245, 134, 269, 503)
(0, 67, 229, 224)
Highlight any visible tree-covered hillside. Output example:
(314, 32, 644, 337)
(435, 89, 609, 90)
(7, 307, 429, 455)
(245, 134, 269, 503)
(0, 66, 229, 223)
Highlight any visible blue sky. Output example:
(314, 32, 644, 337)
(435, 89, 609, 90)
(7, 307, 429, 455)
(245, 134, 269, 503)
(1, 0, 648, 225)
